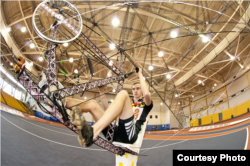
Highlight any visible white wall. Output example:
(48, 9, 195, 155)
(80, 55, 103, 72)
(183, 70, 250, 120)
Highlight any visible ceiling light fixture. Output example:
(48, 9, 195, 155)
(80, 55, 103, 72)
(69, 58, 73, 63)
(158, 51, 164, 57)
(30, 62, 33, 66)
(113, 89, 116, 92)
(39, 57, 43, 61)
(198, 80, 202, 84)
(166, 74, 171, 79)
(109, 60, 113, 66)
(74, 69, 78, 74)
(30, 43, 35, 48)
(175, 94, 178, 97)
(107, 70, 112, 77)
(6, 27, 11, 32)
(10, 62, 13, 66)
(230, 56, 235, 60)
(214, 83, 217, 86)
(21, 27, 26, 32)
(112, 17, 120, 27)
(202, 36, 209, 43)
(148, 65, 154, 71)
(171, 31, 177, 38)
(109, 43, 115, 50)
(63, 43, 69, 47)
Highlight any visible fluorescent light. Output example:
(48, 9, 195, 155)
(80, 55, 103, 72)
(39, 57, 43, 61)
(166, 74, 171, 79)
(112, 18, 120, 27)
(74, 69, 78, 74)
(109, 43, 115, 50)
(171, 31, 177, 38)
(30, 43, 35, 48)
(63, 43, 68, 47)
(148, 65, 153, 71)
(158, 51, 164, 57)
(69, 58, 73, 62)
(21, 27, 26, 32)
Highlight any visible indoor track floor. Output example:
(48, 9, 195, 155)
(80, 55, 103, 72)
(1, 110, 249, 166)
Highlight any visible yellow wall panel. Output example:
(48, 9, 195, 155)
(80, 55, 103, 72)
(236, 100, 250, 116)
(202, 115, 211, 125)
(222, 108, 233, 121)
(190, 119, 198, 127)
(191, 100, 250, 127)
(211, 113, 219, 123)
(0, 90, 28, 114)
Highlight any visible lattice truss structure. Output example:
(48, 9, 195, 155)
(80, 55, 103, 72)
(1, 0, 250, 147)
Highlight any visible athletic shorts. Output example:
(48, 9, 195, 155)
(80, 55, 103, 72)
(102, 115, 140, 144)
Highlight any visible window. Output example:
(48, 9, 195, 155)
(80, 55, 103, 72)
(150, 115, 152, 119)
(2, 81, 13, 96)
(21, 93, 25, 102)
(155, 115, 158, 119)
(15, 90, 21, 100)
(0, 77, 3, 88)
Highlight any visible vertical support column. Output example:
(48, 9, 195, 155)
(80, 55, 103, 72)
(160, 100, 162, 125)
(24, 91, 28, 101)
(246, 73, 250, 90)
(204, 89, 208, 116)
(189, 97, 191, 125)
(224, 87, 230, 109)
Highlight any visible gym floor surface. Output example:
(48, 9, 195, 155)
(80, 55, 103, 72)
(1, 110, 249, 166)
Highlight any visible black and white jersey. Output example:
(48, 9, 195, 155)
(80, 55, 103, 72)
(131, 99, 153, 127)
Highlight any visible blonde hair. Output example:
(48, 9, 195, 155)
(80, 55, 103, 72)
(131, 82, 140, 88)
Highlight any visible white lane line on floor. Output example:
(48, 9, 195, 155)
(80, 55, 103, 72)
(244, 127, 249, 150)
(1, 114, 106, 152)
(140, 140, 188, 150)
(18, 117, 77, 137)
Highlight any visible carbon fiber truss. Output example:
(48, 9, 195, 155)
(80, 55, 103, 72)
(14, 0, 136, 154)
